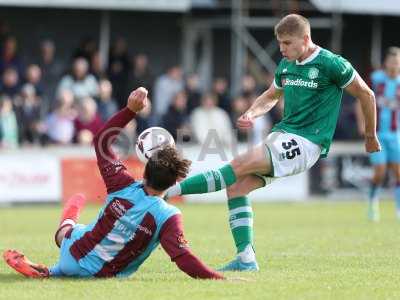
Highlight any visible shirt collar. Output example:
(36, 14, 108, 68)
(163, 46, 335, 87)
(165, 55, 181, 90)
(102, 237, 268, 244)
(296, 46, 321, 65)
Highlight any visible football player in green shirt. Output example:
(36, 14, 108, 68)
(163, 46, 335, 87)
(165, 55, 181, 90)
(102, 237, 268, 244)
(166, 14, 381, 271)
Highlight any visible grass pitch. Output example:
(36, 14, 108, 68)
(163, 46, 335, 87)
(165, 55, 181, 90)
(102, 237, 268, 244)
(1, 200, 399, 300)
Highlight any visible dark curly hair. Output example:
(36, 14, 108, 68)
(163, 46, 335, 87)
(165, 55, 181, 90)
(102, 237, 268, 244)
(144, 145, 191, 191)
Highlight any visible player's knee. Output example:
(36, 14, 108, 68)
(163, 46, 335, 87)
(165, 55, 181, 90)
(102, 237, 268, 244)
(54, 225, 73, 248)
(227, 181, 246, 198)
(227, 178, 253, 198)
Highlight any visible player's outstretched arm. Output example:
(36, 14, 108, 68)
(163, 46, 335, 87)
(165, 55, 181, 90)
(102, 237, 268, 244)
(354, 100, 366, 137)
(345, 73, 381, 153)
(159, 214, 224, 280)
(237, 82, 283, 129)
(93, 87, 148, 193)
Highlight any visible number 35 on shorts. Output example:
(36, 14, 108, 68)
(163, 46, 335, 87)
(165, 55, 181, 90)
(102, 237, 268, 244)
(280, 138, 301, 160)
(264, 132, 321, 177)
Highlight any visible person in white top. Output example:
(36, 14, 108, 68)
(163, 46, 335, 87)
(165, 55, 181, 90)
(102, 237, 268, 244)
(191, 93, 235, 148)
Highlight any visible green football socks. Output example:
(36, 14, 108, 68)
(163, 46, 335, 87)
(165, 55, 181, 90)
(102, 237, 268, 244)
(169, 164, 237, 196)
(228, 196, 254, 253)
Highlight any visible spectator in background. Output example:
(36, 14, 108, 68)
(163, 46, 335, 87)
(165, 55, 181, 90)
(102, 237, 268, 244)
(14, 84, 43, 145)
(191, 93, 235, 147)
(73, 36, 97, 62)
(125, 53, 154, 106)
(0, 36, 23, 77)
(185, 73, 202, 114)
(38, 39, 65, 109)
(241, 74, 258, 100)
(90, 51, 105, 79)
(0, 95, 18, 148)
(74, 96, 103, 145)
(212, 77, 231, 114)
(162, 91, 191, 141)
(57, 57, 98, 100)
(0, 20, 11, 50)
(96, 78, 118, 122)
(1, 67, 20, 99)
(25, 64, 44, 97)
(44, 89, 76, 145)
(108, 37, 130, 108)
(153, 65, 184, 121)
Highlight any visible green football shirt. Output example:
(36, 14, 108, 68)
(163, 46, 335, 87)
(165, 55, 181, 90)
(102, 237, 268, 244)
(272, 47, 355, 157)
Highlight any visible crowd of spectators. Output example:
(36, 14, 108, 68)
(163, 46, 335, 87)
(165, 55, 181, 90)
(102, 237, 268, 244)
(0, 29, 359, 150)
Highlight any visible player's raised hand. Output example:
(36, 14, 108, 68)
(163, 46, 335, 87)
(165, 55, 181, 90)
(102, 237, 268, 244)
(237, 112, 254, 129)
(127, 87, 148, 112)
(365, 135, 381, 153)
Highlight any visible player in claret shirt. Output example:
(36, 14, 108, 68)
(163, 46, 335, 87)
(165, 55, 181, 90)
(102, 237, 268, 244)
(165, 14, 381, 271)
(3, 87, 223, 280)
(356, 47, 400, 221)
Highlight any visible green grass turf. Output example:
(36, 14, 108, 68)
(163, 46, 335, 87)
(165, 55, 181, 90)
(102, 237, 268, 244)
(0, 200, 400, 300)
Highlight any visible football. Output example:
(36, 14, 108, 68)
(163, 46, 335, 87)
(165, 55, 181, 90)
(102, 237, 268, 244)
(135, 127, 175, 163)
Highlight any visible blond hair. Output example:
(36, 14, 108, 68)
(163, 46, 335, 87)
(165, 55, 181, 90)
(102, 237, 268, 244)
(274, 14, 311, 37)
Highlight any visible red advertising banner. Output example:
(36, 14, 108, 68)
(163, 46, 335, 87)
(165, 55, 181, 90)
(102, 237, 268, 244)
(61, 158, 144, 204)
(61, 158, 182, 204)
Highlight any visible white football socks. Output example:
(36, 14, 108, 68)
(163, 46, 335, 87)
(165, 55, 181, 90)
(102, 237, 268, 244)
(238, 244, 256, 263)
(60, 218, 76, 228)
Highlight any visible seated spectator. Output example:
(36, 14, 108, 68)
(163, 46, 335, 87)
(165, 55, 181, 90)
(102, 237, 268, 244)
(73, 36, 97, 62)
(74, 96, 103, 145)
(0, 35, 23, 77)
(38, 39, 65, 111)
(125, 53, 154, 103)
(1, 67, 20, 98)
(162, 91, 191, 141)
(191, 93, 235, 147)
(241, 74, 258, 100)
(57, 57, 98, 100)
(0, 95, 18, 148)
(14, 84, 43, 145)
(25, 64, 44, 97)
(185, 73, 202, 114)
(90, 51, 105, 79)
(108, 37, 130, 108)
(96, 79, 118, 122)
(212, 77, 231, 114)
(44, 89, 76, 145)
(153, 65, 184, 121)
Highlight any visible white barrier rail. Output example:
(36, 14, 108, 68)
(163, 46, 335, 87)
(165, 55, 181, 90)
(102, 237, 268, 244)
(0, 142, 368, 203)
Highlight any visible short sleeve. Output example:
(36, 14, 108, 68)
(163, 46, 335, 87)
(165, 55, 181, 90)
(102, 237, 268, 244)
(329, 55, 356, 88)
(273, 59, 286, 90)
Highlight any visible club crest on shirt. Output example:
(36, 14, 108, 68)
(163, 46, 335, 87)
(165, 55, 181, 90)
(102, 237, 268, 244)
(308, 67, 319, 79)
(110, 199, 128, 218)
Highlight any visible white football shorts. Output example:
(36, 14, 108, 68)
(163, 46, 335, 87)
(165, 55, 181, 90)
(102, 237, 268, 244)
(260, 131, 321, 178)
